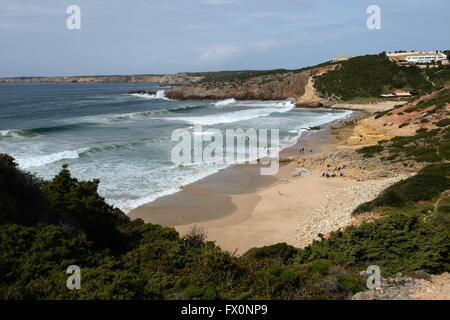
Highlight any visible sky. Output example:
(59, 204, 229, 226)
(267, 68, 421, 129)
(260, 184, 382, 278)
(0, 0, 449, 77)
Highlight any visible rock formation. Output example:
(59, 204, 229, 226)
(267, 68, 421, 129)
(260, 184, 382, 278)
(133, 65, 336, 103)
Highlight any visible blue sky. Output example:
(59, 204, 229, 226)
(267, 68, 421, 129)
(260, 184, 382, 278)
(1, 0, 449, 77)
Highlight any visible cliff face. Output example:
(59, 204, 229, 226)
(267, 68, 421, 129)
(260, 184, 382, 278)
(0, 73, 204, 86)
(154, 65, 336, 102)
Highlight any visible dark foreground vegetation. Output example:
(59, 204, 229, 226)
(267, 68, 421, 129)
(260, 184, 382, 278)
(1, 149, 448, 299)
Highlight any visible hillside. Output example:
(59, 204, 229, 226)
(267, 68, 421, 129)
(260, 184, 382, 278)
(344, 84, 450, 145)
(313, 53, 434, 101)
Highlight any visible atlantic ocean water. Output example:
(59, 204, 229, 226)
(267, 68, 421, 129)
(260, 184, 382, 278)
(0, 83, 351, 212)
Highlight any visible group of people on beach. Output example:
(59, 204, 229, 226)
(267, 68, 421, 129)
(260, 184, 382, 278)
(299, 147, 313, 154)
(321, 165, 347, 178)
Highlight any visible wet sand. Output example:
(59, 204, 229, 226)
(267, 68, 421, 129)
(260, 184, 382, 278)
(129, 110, 368, 254)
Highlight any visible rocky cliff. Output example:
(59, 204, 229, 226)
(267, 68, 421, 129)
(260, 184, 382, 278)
(131, 65, 336, 103)
(0, 73, 204, 86)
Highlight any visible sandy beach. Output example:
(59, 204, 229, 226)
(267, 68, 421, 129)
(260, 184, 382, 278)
(129, 104, 403, 254)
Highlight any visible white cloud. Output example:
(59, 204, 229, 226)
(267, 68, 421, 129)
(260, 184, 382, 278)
(199, 45, 241, 61)
(199, 40, 279, 63)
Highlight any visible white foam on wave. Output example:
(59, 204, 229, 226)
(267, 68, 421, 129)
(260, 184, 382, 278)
(109, 163, 228, 213)
(213, 98, 236, 107)
(130, 90, 173, 101)
(281, 109, 353, 149)
(0, 128, 39, 139)
(162, 100, 295, 125)
(16, 148, 89, 169)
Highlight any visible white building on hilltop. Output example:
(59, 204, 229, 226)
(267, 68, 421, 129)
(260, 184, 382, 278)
(332, 56, 352, 62)
(387, 51, 447, 64)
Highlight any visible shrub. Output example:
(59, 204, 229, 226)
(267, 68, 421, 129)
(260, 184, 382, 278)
(202, 288, 219, 300)
(356, 145, 384, 158)
(354, 163, 449, 213)
(244, 243, 297, 265)
(268, 265, 282, 276)
(182, 225, 206, 248)
(336, 276, 363, 294)
(307, 261, 329, 275)
(435, 119, 450, 127)
(439, 141, 450, 160)
(184, 286, 204, 299)
(295, 212, 450, 276)
(280, 270, 298, 284)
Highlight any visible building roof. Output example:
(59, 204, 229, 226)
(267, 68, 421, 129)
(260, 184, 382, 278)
(387, 51, 447, 61)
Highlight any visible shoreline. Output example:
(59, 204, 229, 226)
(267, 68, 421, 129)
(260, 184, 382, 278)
(128, 105, 391, 254)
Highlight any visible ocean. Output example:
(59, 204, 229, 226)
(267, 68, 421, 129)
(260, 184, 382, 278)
(0, 83, 351, 212)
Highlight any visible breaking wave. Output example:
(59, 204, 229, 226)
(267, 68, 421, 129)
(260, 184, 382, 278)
(16, 148, 89, 169)
(129, 90, 173, 101)
(213, 98, 236, 107)
(161, 100, 295, 125)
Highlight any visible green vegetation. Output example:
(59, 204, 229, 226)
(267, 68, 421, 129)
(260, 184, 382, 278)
(0, 154, 364, 300)
(357, 124, 450, 162)
(404, 87, 450, 113)
(295, 212, 449, 276)
(355, 164, 449, 212)
(188, 61, 336, 83)
(356, 145, 384, 158)
(295, 163, 449, 276)
(2, 148, 448, 298)
(313, 53, 434, 100)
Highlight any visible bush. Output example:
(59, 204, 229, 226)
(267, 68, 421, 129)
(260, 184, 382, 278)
(268, 265, 282, 276)
(307, 261, 329, 275)
(435, 119, 450, 127)
(280, 270, 298, 284)
(336, 276, 363, 294)
(184, 286, 204, 299)
(243, 243, 297, 265)
(295, 212, 450, 276)
(202, 288, 219, 300)
(356, 145, 384, 158)
(182, 225, 206, 248)
(439, 141, 450, 160)
(355, 163, 449, 213)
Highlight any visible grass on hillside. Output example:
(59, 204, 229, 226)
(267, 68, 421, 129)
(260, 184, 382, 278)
(313, 53, 435, 100)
